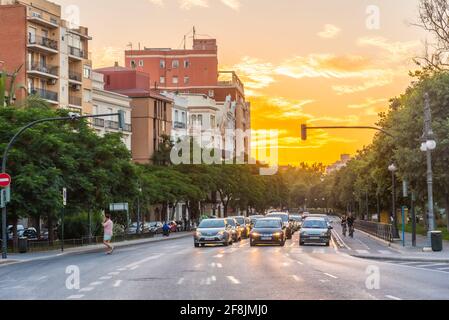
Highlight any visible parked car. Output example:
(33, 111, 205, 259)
(128, 222, 150, 234)
(22, 228, 39, 240)
(229, 216, 251, 238)
(266, 212, 293, 239)
(225, 218, 242, 242)
(7, 225, 25, 240)
(194, 218, 233, 247)
(299, 217, 332, 246)
(250, 218, 286, 247)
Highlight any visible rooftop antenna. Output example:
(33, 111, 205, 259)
(193, 25, 196, 45)
(184, 35, 186, 50)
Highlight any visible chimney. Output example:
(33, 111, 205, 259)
(114, 61, 119, 67)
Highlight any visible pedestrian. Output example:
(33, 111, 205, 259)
(103, 213, 114, 255)
(162, 221, 170, 237)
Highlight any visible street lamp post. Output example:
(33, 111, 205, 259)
(1, 111, 125, 259)
(388, 163, 399, 239)
(420, 93, 436, 245)
(137, 186, 142, 235)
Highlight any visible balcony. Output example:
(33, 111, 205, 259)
(28, 12, 59, 29)
(68, 70, 82, 83)
(124, 123, 132, 132)
(68, 46, 87, 60)
(174, 121, 187, 129)
(27, 62, 59, 79)
(93, 118, 105, 128)
(69, 95, 82, 107)
(28, 35, 58, 54)
(106, 120, 119, 130)
(29, 88, 58, 103)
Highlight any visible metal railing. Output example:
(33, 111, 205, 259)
(69, 95, 82, 106)
(93, 118, 105, 127)
(28, 35, 58, 50)
(69, 70, 82, 82)
(123, 123, 132, 132)
(28, 62, 59, 76)
(354, 220, 393, 242)
(174, 121, 186, 129)
(68, 46, 87, 59)
(106, 120, 119, 129)
(29, 88, 58, 101)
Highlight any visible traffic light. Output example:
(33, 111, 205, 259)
(301, 124, 307, 141)
(118, 110, 125, 130)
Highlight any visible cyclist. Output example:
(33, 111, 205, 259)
(341, 214, 348, 237)
(347, 213, 355, 238)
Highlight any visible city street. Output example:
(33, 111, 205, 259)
(1, 218, 449, 300)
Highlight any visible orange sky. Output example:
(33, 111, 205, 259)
(57, 0, 428, 166)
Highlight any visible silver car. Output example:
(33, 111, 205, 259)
(299, 217, 333, 246)
(194, 219, 232, 247)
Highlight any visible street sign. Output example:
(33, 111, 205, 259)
(109, 203, 129, 212)
(0, 173, 11, 188)
(62, 188, 67, 206)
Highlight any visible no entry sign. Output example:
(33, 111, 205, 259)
(0, 173, 11, 188)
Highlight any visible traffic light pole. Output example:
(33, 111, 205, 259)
(1, 111, 125, 259)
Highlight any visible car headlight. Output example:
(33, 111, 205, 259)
(196, 231, 202, 237)
(251, 232, 260, 237)
(273, 232, 283, 237)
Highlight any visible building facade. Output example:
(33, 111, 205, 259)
(0, 0, 93, 114)
(160, 91, 189, 143)
(124, 38, 251, 156)
(326, 154, 351, 175)
(91, 71, 133, 150)
(95, 64, 173, 164)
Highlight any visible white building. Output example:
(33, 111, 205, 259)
(161, 92, 188, 143)
(91, 71, 133, 150)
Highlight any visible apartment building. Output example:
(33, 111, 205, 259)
(160, 91, 189, 143)
(0, 0, 93, 114)
(125, 37, 251, 156)
(95, 64, 173, 164)
(91, 71, 133, 150)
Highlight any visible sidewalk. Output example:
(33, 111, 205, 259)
(348, 227, 449, 263)
(0, 231, 192, 266)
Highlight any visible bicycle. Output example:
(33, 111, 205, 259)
(341, 223, 347, 237)
(348, 225, 354, 238)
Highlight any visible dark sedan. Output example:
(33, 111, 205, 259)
(250, 218, 285, 247)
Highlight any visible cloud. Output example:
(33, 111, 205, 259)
(220, 0, 241, 11)
(179, 0, 208, 10)
(357, 36, 420, 63)
(317, 24, 341, 39)
(347, 97, 388, 109)
(148, 0, 164, 6)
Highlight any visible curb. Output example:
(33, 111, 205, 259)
(0, 232, 193, 267)
(350, 253, 449, 263)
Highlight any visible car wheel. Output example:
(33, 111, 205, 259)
(194, 243, 200, 248)
(325, 241, 330, 247)
(250, 240, 255, 247)
(223, 241, 229, 247)
(280, 241, 285, 247)
(299, 241, 304, 246)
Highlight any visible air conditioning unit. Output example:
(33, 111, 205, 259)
(70, 83, 81, 91)
(47, 79, 57, 85)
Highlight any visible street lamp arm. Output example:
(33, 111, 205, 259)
(304, 125, 394, 138)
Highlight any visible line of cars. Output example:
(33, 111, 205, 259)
(193, 212, 333, 248)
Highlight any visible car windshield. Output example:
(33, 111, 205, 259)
(233, 217, 245, 225)
(302, 220, 328, 229)
(255, 220, 281, 228)
(267, 214, 288, 222)
(226, 219, 236, 226)
(290, 216, 302, 221)
(199, 220, 225, 228)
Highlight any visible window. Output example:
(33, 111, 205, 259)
(83, 89, 92, 103)
(83, 65, 91, 79)
(130, 60, 136, 68)
(172, 60, 179, 69)
(211, 115, 216, 128)
(139, 60, 144, 67)
(208, 90, 214, 98)
(160, 60, 165, 69)
(184, 76, 189, 84)
(182, 112, 186, 123)
(106, 75, 111, 85)
(175, 110, 179, 122)
(172, 76, 178, 84)
(198, 115, 203, 126)
(160, 76, 165, 84)
(191, 115, 197, 124)
(184, 60, 190, 68)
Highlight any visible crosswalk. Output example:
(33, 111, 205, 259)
(383, 260, 449, 273)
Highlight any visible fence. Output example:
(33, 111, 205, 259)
(354, 220, 393, 242)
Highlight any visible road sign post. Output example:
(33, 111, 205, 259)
(61, 188, 66, 252)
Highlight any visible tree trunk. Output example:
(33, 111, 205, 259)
(48, 217, 54, 245)
(12, 217, 18, 251)
(444, 194, 449, 233)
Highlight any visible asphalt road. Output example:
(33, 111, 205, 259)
(1, 218, 449, 300)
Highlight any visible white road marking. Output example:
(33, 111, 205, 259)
(324, 273, 338, 279)
(378, 250, 393, 255)
(292, 275, 302, 282)
(99, 276, 112, 280)
(113, 280, 122, 288)
(297, 261, 304, 265)
(356, 239, 370, 250)
(89, 281, 103, 286)
(437, 267, 449, 271)
(67, 294, 84, 299)
(227, 276, 241, 284)
(124, 254, 162, 269)
(216, 263, 223, 268)
(416, 263, 449, 268)
(129, 265, 139, 271)
(282, 262, 290, 267)
(289, 243, 295, 248)
(213, 254, 224, 258)
(79, 287, 94, 292)
(177, 278, 185, 285)
(313, 248, 325, 254)
(211, 275, 216, 282)
(108, 272, 120, 276)
(117, 268, 126, 271)
(36, 276, 48, 281)
(356, 249, 369, 254)
(385, 295, 402, 300)
(319, 279, 330, 283)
